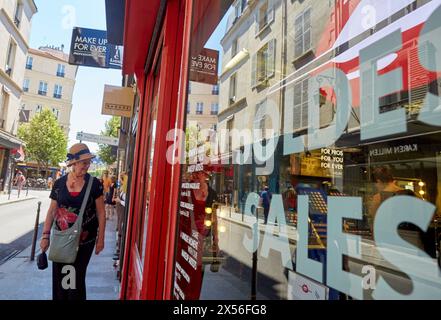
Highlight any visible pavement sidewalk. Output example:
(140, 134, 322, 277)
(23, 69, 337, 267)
(0, 215, 121, 300)
(0, 191, 37, 206)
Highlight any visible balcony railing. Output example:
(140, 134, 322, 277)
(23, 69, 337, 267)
(26, 64, 32, 70)
(196, 110, 203, 115)
(23, 87, 29, 92)
(38, 90, 47, 96)
(53, 93, 62, 99)
(56, 72, 65, 77)
(211, 111, 218, 115)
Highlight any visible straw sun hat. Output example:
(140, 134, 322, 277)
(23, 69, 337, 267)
(66, 143, 95, 167)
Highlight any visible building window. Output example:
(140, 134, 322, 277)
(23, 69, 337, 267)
(26, 56, 33, 70)
(229, 73, 237, 105)
(38, 81, 48, 96)
(211, 103, 219, 115)
(256, 0, 274, 34)
(36, 105, 42, 113)
(196, 102, 204, 115)
(255, 100, 266, 134)
(232, 38, 238, 58)
(188, 82, 191, 94)
(5, 40, 17, 76)
(212, 84, 219, 95)
(14, 1, 23, 28)
(295, 8, 312, 58)
(52, 108, 60, 120)
(53, 84, 62, 99)
(251, 39, 276, 87)
(57, 64, 65, 77)
(23, 79, 29, 92)
(293, 78, 309, 131)
(187, 102, 191, 114)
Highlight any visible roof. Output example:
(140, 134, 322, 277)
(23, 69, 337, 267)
(28, 48, 68, 63)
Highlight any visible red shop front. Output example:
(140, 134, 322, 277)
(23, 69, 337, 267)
(118, 0, 229, 299)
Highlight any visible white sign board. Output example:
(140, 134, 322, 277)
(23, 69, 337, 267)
(287, 271, 329, 300)
(76, 132, 119, 146)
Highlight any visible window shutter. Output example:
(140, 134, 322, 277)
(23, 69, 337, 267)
(267, 0, 274, 24)
(251, 53, 257, 88)
(255, 11, 260, 35)
(266, 39, 276, 79)
(226, 11, 235, 33)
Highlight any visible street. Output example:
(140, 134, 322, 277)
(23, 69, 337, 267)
(0, 190, 51, 264)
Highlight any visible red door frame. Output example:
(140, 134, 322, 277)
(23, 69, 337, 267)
(121, 0, 189, 300)
(140, 0, 186, 299)
(163, 0, 193, 299)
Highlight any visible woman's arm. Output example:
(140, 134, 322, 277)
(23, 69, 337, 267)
(95, 195, 106, 254)
(39, 200, 58, 252)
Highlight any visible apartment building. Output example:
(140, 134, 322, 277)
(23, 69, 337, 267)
(20, 45, 78, 137)
(0, 0, 37, 191)
(186, 81, 219, 137)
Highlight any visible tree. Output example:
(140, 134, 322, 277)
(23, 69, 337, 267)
(17, 108, 67, 176)
(97, 116, 120, 166)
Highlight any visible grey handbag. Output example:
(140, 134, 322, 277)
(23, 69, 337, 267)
(48, 176, 94, 264)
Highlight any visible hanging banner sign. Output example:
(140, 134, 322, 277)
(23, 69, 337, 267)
(106, 44, 124, 69)
(69, 27, 122, 69)
(189, 48, 219, 85)
(102, 85, 134, 117)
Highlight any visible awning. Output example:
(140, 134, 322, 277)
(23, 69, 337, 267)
(122, 0, 161, 77)
(105, 0, 126, 45)
(0, 130, 23, 149)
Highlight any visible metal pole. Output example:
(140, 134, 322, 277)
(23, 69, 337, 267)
(30, 201, 42, 261)
(7, 157, 14, 200)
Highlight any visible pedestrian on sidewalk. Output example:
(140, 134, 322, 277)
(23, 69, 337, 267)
(105, 176, 117, 220)
(13, 170, 26, 198)
(39, 143, 106, 300)
(260, 186, 272, 224)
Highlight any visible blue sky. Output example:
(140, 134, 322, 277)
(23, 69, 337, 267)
(30, 0, 122, 152)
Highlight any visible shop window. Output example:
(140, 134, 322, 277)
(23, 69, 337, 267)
(173, 0, 441, 302)
(294, 8, 311, 58)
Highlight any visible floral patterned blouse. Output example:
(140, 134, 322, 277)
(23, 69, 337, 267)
(50, 174, 103, 244)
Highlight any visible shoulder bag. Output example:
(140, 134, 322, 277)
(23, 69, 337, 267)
(48, 176, 94, 264)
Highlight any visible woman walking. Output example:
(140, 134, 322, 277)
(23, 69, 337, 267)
(39, 143, 106, 300)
